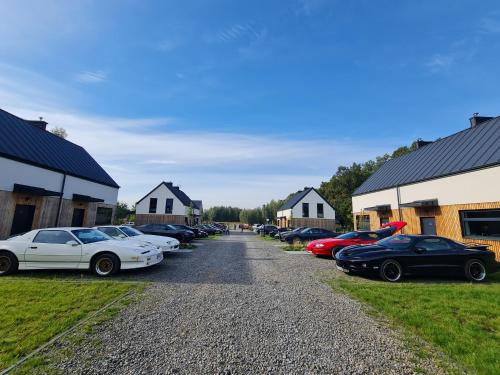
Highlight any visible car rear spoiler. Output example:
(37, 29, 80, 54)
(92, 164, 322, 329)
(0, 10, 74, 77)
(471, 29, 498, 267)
(462, 243, 490, 250)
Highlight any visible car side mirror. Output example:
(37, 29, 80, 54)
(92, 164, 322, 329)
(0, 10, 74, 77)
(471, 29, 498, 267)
(66, 240, 79, 246)
(414, 247, 426, 254)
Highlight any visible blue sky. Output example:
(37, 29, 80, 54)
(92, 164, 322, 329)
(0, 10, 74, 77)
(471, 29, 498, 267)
(1, 0, 500, 207)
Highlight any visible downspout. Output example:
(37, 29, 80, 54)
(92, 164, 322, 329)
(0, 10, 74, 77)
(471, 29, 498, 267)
(55, 174, 67, 227)
(396, 185, 404, 234)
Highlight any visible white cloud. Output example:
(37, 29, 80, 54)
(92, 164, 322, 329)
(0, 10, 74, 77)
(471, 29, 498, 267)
(75, 70, 107, 83)
(425, 54, 454, 72)
(207, 23, 267, 44)
(0, 64, 399, 209)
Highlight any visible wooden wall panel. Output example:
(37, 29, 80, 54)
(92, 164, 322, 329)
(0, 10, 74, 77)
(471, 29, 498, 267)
(354, 201, 500, 260)
(135, 214, 187, 225)
(291, 218, 336, 231)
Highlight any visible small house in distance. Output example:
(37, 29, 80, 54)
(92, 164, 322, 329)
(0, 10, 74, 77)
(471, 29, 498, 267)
(352, 114, 500, 259)
(277, 187, 336, 230)
(135, 182, 202, 226)
(0, 108, 119, 239)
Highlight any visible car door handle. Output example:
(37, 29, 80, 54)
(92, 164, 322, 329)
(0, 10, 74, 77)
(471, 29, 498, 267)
(30, 246, 37, 249)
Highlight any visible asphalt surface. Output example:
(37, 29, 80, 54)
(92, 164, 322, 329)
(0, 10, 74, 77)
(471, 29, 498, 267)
(52, 232, 440, 374)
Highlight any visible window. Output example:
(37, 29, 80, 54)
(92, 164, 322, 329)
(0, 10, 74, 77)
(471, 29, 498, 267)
(356, 215, 370, 230)
(336, 232, 359, 240)
(317, 203, 324, 218)
(359, 232, 380, 241)
(95, 207, 113, 225)
(119, 226, 142, 237)
(302, 203, 309, 218)
(149, 198, 157, 213)
(34, 230, 75, 244)
(98, 227, 124, 238)
(415, 238, 454, 251)
(380, 217, 389, 226)
(377, 235, 412, 249)
(165, 198, 173, 214)
(71, 229, 112, 244)
(460, 209, 500, 240)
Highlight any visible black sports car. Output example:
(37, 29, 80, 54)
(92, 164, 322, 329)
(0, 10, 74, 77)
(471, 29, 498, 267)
(336, 234, 498, 282)
(278, 227, 308, 241)
(257, 225, 278, 235)
(169, 224, 208, 238)
(135, 224, 195, 243)
(283, 227, 339, 244)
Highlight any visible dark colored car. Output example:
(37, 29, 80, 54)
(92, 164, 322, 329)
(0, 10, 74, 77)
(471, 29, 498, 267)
(135, 224, 195, 243)
(278, 227, 307, 241)
(169, 224, 208, 238)
(194, 224, 217, 235)
(257, 225, 278, 235)
(268, 227, 292, 238)
(284, 227, 339, 244)
(336, 234, 498, 282)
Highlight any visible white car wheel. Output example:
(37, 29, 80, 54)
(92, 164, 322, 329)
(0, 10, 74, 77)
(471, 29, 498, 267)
(92, 254, 120, 277)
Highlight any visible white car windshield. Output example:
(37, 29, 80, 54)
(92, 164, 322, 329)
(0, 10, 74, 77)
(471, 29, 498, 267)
(72, 229, 112, 244)
(119, 226, 142, 237)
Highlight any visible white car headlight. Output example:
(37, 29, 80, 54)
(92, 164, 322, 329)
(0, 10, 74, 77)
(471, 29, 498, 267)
(315, 243, 325, 248)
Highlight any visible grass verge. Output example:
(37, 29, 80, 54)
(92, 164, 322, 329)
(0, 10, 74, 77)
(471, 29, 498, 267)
(180, 243, 197, 249)
(328, 272, 500, 375)
(206, 234, 222, 240)
(0, 278, 143, 372)
(281, 244, 307, 251)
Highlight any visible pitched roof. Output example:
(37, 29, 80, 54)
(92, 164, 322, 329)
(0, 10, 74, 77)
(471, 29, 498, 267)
(192, 200, 203, 210)
(353, 117, 500, 196)
(136, 181, 194, 207)
(0, 108, 119, 188)
(278, 187, 335, 211)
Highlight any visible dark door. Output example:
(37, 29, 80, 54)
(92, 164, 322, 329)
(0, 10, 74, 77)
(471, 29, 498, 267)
(420, 217, 437, 235)
(409, 237, 456, 274)
(71, 208, 85, 227)
(10, 204, 36, 235)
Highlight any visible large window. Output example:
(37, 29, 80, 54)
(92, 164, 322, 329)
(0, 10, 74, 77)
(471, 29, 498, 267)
(165, 198, 173, 214)
(317, 203, 324, 218)
(460, 209, 500, 240)
(302, 203, 309, 218)
(149, 198, 157, 213)
(34, 230, 75, 244)
(95, 207, 113, 225)
(356, 215, 370, 230)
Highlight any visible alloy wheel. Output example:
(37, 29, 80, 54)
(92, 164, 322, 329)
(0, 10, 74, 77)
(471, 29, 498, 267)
(382, 261, 402, 282)
(468, 261, 486, 281)
(0, 255, 11, 275)
(95, 258, 114, 276)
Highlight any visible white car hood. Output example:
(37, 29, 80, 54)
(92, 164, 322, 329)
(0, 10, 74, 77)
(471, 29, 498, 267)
(127, 234, 179, 247)
(85, 239, 159, 253)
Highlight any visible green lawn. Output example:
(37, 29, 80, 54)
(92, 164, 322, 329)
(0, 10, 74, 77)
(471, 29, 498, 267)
(329, 273, 500, 375)
(0, 278, 141, 372)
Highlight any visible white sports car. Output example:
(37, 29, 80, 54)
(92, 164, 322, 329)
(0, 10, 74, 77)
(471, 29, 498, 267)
(0, 227, 164, 277)
(95, 225, 180, 253)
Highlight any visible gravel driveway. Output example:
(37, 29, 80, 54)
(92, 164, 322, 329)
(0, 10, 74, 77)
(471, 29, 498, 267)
(53, 232, 439, 374)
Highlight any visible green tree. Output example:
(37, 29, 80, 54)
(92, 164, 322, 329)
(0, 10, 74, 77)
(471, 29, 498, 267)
(114, 201, 130, 224)
(50, 127, 68, 139)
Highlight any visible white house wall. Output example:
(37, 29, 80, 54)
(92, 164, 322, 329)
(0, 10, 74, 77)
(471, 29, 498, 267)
(352, 165, 500, 211)
(291, 190, 335, 219)
(64, 175, 118, 205)
(0, 157, 118, 204)
(136, 184, 186, 215)
(277, 209, 292, 219)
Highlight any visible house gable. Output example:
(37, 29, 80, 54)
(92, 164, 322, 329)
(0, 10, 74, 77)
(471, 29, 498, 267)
(135, 182, 187, 215)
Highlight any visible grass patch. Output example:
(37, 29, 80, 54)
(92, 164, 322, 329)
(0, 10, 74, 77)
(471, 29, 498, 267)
(328, 273, 500, 375)
(281, 244, 306, 251)
(180, 243, 197, 249)
(256, 235, 278, 241)
(206, 234, 222, 240)
(0, 278, 142, 372)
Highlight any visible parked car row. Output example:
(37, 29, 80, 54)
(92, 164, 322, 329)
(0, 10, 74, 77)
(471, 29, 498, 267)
(256, 225, 340, 244)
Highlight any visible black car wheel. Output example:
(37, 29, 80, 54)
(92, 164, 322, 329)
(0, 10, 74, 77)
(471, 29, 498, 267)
(92, 253, 120, 277)
(465, 259, 487, 282)
(0, 251, 18, 276)
(292, 237, 302, 245)
(331, 246, 344, 259)
(380, 259, 403, 282)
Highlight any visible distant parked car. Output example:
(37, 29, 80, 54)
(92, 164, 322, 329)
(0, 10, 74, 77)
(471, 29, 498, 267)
(252, 224, 262, 232)
(268, 227, 292, 238)
(194, 224, 219, 235)
(135, 224, 195, 243)
(307, 221, 407, 258)
(336, 234, 499, 282)
(283, 227, 339, 244)
(0, 228, 163, 277)
(95, 225, 180, 253)
(169, 224, 208, 238)
(257, 225, 278, 235)
(278, 227, 308, 241)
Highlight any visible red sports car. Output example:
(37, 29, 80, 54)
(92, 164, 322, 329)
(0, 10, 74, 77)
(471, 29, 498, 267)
(306, 221, 407, 258)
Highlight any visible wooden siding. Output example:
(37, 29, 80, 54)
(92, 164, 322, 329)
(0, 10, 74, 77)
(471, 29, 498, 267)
(354, 201, 500, 260)
(291, 218, 336, 231)
(0, 190, 116, 239)
(135, 214, 187, 225)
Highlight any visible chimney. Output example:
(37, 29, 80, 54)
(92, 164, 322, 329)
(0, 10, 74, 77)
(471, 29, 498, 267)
(416, 139, 432, 149)
(469, 113, 493, 128)
(26, 117, 48, 131)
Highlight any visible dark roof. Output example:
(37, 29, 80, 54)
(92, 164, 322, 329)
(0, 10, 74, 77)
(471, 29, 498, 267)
(192, 200, 203, 210)
(0, 108, 119, 188)
(353, 117, 500, 196)
(278, 187, 335, 211)
(136, 181, 194, 207)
